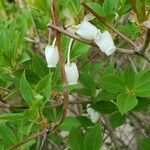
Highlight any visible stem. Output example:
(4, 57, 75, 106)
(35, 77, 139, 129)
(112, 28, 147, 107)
(67, 38, 74, 64)
(51, 0, 69, 127)
(52, 37, 56, 47)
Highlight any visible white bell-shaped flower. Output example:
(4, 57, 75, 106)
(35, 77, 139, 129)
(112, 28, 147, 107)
(94, 31, 116, 56)
(45, 44, 59, 68)
(87, 105, 100, 123)
(76, 21, 98, 40)
(65, 63, 79, 85)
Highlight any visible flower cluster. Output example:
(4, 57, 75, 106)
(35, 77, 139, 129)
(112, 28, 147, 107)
(45, 38, 79, 85)
(76, 21, 116, 56)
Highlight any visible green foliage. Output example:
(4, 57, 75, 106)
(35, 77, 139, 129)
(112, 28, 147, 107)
(20, 71, 33, 106)
(109, 112, 126, 130)
(0, 126, 18, 147)
(139, 138, 150, 150)
(35, 73, 52, 104)
(69, 127, 84, 150)
(117, 93, 138, 114)
(0, 0, 149, 149)
(69, 124, 102, 150)
(84, 124, 102, 150)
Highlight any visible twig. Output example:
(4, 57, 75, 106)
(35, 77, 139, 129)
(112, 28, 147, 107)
(0, 100, 91, 109)
(0, 86, 11, 92)
(79, 50, 100, 68)
(8, 130, 47, 150)
(127, 114, 148, 138)
(48, 24, 150, 64)
(102, 115, 120, 150)
(140, 29, 150, 53)
(81, 2, 138, 49)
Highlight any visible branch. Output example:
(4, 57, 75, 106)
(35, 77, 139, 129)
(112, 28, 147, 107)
(0, 86, 11, 92)
(8, 130, 47, 150)
(48, 24, 135, 54)
(140, 29, 150, 53)
(51, 0, 69, 125)
(0, 100, 91, 109)
(48, 24, 150, 64)
(81, 2, 138, 49)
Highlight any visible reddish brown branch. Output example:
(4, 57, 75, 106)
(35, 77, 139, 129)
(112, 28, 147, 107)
(51, 0, 69, 125)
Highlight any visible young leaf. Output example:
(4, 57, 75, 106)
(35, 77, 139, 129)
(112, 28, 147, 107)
(117, 93, 138, 114)
(100, 74, 124, 93)
(32, 54, 49, 78)
(20, 71, 33, 106)
(68, 127, 84, 150)
(103, 0, 117, 15)
(84, 124, 102, 150)
(35, 74, 52, 104)
(87, 3, 106, 17)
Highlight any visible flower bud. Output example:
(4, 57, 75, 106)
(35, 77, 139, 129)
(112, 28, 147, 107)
(94, 31, 116, 56)
(76, 21, 98, 40)
(45, 45, 59, 68)
(65, 63, 79, 85)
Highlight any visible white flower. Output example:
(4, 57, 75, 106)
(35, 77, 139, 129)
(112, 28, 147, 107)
(87, 106, 100, 123)
(45, 45, 59, 68)
(94, 31, 116, 56)
(65, 63, 79, 85)
(76, 21, 98, 40)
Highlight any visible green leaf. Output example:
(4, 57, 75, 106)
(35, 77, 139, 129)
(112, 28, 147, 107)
(139, 138, 150, 150)
(100, 74, 124, 93)
(87, 3, 106, 17)
(0, 113, 27, 122)
(103, 0, 117, 15)
(92, 101, 117, 114)
(18, 51, 31, 64)
(68, 127, 84, 150)
(96, 90, 117, 101)
(117, 24, 141, 40)
(71, 42, 90, 60)
(117, 93, 138, 114)
(84, 124, 102, 150)
(109, 112, 126, 130)
(20, 71, 33, 106)
(132, 97, 150, 112)
(60, 117, 81, 131)
(0, 126, 18, 147)
(135, 71, 150, 97)
(124, 66, 135, 89)
(76, 116, 94, 128)
(35, 74, 52, 104)
(32, 54, 49, 78)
